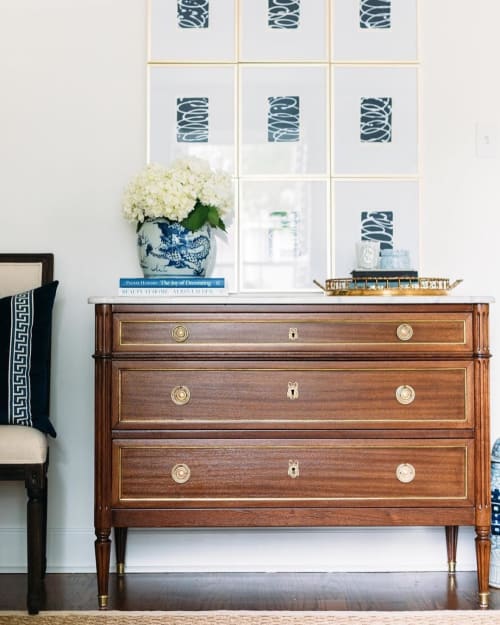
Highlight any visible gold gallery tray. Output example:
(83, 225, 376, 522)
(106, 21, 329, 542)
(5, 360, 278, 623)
(313, 277, 463, 297)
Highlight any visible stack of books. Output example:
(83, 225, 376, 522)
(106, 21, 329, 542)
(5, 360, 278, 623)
(118, 276, 227, 296)
(350, 270, 419, 289)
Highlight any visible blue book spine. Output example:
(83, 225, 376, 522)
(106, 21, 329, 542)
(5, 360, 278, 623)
(119, 277, 225, 288)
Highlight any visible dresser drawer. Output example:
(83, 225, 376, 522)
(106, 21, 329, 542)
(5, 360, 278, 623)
(112, 360, 473, 430)
(112, 438, 473, 508)
(112, 312, 472, 354)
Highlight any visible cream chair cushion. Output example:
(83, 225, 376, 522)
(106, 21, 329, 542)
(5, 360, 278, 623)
(0, 262, 44, 297)
(0, 425, 48, 464)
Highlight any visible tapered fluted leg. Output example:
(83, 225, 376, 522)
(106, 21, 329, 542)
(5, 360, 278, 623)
(115, 527, 128, 576)
(95, 529, 111, 609)
(475, 526, 491, 608)
(445, 525, 459, 574)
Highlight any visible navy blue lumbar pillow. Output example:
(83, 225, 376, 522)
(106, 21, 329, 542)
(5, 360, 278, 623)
(0, 281, 58, 437)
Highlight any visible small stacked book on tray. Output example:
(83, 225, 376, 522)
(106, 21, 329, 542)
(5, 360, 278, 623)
(118, 276, 228, 296)
(314, 271, 462, 296)
(350, 269, 419, 289)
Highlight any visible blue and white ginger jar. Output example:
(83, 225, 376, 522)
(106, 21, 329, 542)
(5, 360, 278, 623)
(490, 438, 500, 587)
(137, 218, 214, 277)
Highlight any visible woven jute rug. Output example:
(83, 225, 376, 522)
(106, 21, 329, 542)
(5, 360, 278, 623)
(1, 611, 500, 625)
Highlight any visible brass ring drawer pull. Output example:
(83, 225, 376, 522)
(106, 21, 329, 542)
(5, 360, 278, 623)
(288, 460, 300, 479)
(395, 384, 415, 405)
(171, 463, 191, 484)
(172, 325, 189, 342)
(396, 323, 414, 341)
(171, 385, 191, 405)
(396, 463, 416, 483)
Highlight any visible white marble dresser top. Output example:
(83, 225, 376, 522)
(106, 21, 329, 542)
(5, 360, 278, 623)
(88, 293, 494, 305)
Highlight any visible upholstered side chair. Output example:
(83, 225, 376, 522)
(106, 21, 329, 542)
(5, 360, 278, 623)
(0, 253, 56, 614)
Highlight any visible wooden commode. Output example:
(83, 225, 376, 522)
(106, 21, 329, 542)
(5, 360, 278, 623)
(90, 295, 492, 609)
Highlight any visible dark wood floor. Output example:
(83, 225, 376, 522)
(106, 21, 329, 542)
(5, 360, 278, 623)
(1, 572, 500, 612)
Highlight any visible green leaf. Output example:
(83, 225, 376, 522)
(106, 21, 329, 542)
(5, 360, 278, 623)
(181, 203, 209, 232)
(207, 205, 220, 228)
(180, 202, 228, 232)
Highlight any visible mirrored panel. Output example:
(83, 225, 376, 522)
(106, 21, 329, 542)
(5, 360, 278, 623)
(333, 0, 418, 62)
(211, 225, 237, 290)
(240, 180, 328, 290)
(334, 179, 419, 277)
(149, 65, 236, 172)
(333, 65, 418, 175)
(149, 0, 236, 62)
(241, 65, 328, 176)
(239, 0, 328, 61)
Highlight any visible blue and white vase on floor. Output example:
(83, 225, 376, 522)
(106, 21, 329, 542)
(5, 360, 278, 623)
(490, 438, 500, 587)
(137, 218, 214, 277)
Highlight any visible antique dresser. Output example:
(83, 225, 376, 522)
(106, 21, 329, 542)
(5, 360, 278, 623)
(90, 295, 492, 609)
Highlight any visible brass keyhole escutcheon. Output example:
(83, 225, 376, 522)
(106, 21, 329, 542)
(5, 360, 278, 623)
(396, 323, 414, 341)
(289, 327, 298, 341)
(171, 385, 191, 406)
(288, 460, 300, 479)
(287, 381, 299, 400)
(172, 325, 189, 343)
(171, 463, 191, 484)
(395, 384, 416, 405)
(396, 463, 416, 483)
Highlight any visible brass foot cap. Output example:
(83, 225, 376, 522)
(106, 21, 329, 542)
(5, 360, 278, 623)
(479, 591, 489, 609)
(98, 595, 109, 610)
(448, 561, 456, 574)
(117, 563, 125, 576)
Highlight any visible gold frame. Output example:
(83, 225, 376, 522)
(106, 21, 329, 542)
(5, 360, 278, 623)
(146, 0, 421, 289)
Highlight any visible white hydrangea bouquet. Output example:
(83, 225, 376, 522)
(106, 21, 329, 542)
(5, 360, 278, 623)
(122, 156, 233, 232)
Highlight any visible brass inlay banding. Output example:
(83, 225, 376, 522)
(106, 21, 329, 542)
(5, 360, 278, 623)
(118, 318, 468, 347)
(119, 495, 467, 503)
(116, 366, 469, 424)
(117, 444, 468, 502)
(396, 384, 416, 405)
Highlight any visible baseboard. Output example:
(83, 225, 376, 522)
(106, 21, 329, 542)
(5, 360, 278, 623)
(0, 526, 477, 573)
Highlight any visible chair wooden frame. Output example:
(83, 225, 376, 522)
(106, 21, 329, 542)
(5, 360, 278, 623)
(0, 253, 54, 614)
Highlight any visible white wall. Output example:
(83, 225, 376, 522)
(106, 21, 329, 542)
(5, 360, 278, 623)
(0, 0, 499, 574)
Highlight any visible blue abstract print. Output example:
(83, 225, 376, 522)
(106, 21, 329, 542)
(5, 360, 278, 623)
(360, 97, 392, 143)
(268, 96, 300, 143)
(361, 211, 393, 250)
(360, 0, 391, 29)
(177, 0, 209, 29)
(176, 97, 209, 143)
(268, 0, 300, 29)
